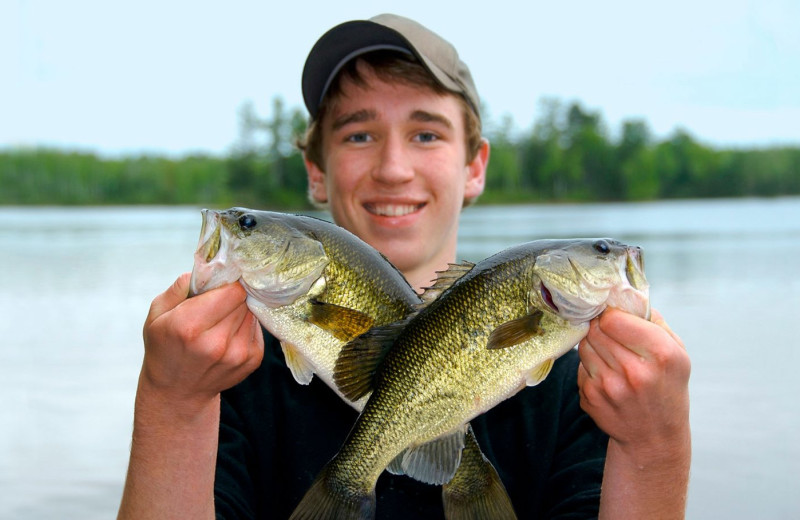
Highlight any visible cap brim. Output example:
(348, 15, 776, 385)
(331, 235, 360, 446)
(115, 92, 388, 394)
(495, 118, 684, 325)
(302, 19, 459, 120)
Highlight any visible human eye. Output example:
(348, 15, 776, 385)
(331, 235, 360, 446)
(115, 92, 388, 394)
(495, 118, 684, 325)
(345, 132, 372, 144)
(414, 131, 439, 144)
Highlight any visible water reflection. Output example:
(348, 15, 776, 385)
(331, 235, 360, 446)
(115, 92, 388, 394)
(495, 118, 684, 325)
(1, 198, 799, 519)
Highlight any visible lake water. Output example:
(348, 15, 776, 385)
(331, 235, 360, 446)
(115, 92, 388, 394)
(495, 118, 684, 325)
(1, 198, 798, 519)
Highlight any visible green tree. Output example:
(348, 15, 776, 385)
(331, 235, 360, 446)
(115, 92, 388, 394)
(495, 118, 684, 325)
(3, 95, 800, 206)
(484, 114, 522, 196)
(520, 98, 566, 199)
(617, 120, 659, 200)
(563, 102, 616, 200)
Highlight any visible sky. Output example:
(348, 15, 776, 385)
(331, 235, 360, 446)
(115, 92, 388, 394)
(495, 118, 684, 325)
(2, 0, 799, 157)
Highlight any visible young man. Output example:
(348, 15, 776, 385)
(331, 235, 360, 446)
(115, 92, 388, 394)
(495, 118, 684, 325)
(117, 14, 691, 519)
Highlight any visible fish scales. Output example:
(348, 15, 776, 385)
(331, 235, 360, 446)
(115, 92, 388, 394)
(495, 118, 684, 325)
(191, 209, 422, 401)
(269, 212, 415, 322)
(292, 238, 650, 519)
(190, 208, 518, 519)
(336, 249, 547, 484)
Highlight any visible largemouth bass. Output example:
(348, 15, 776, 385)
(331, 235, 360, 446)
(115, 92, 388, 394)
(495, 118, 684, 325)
(189, 208, 517, 519)
(290, 238, 650, 520)
(189, 207, 419, 405)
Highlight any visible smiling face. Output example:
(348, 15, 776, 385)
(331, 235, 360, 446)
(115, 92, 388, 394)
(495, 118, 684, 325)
(305, 63, 488, 290)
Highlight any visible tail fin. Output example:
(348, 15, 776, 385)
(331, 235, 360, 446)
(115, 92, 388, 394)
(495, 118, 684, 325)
(290, 464, 376, 520)
(441, 426, 517, 520)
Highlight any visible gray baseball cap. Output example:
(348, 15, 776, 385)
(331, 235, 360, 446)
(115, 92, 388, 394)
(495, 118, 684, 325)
(301, 14, 480, 121)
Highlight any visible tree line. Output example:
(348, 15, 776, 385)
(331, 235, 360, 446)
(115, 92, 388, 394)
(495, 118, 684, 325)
(1, 96, 798, 208)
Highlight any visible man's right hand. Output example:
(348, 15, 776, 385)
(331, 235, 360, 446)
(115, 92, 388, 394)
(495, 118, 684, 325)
(119, 273, 262, 520)
(140, 272, 264, 408)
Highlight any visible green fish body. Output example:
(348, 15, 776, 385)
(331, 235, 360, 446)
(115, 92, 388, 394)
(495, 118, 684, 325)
(291, 238, 650, 519)
(190, 208, 517, 518)
(190, 207, 420, 406)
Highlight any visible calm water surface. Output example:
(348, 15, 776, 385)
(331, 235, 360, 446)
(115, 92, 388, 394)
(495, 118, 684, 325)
(1, 198, 798, 519)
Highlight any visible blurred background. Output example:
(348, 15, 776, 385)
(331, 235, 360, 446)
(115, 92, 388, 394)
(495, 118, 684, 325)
(2, 0, 799, 518)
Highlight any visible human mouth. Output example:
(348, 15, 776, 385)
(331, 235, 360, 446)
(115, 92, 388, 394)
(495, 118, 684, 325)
(365, 203, 425, 217)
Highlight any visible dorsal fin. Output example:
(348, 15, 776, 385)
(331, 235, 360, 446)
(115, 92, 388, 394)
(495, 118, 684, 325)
(419, 261, 476, 306)
(308, 300, 375, 342)
(333, 321, 405, 402)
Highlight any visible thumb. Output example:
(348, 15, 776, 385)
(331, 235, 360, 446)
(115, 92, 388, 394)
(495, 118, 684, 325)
(147, 273, 192, 323)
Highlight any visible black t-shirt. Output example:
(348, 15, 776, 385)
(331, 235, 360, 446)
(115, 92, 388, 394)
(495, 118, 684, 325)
(214, 330, 607, 519)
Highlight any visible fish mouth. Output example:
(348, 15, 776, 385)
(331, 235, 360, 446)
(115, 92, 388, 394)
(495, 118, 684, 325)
(197, 209, 222, 263)
(624, 247, 647, 290)
(619, 246, 650, 320)
(189, 209, 224, 296)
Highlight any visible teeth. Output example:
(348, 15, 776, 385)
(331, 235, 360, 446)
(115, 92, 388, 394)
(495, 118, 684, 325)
(371, 204, 420, 217)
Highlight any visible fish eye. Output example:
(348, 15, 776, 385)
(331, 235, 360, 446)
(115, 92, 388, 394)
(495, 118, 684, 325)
(238, 214, 257, 230)
(593, 240, 611, 254)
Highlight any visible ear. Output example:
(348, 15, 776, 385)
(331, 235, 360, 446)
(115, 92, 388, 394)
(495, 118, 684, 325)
(464, 138, 489, 200)
(304, 155, 328, 204)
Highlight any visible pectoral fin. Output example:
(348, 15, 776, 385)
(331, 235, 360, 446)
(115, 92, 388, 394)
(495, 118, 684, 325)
(279, 341, 315, 385)
(486, 310, 544, 350)
(525, 358, 554, 387)
(308, 300, 375, 342)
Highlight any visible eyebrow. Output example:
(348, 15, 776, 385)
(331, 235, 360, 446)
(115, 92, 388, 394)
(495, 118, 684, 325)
(331, 109, 377, 131)
(330, 108, 454, 132)
(409, 110, 454, 129)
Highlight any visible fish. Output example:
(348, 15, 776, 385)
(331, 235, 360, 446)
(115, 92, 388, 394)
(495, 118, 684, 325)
(189, 207, 420, 406)
(290, 238, 650, 520)
(189, 207, 517, 518)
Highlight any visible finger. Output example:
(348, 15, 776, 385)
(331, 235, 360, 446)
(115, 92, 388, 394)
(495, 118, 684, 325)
(649, 308, 664, 323)
(576, 362, 589, 401)
(247, 313, 264, 349)
(225, 301, 256, 345)
(597, 308, 670, 360)
(176, 282, 249, 330)
(576, 362, 607, 416)
(147, 273, 192, 322)
(215, 312, 264, 379)
(202, 296, 252, 347)
(577, 360, 591, 387)
(577, 338, 604, 379)
(242, 313, 265, 368)
(584, 319, 629, 372)
(649, 308, 685, 349)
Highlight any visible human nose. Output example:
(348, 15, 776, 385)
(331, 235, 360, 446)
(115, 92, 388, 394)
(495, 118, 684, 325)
(371, 135, 414, 185)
